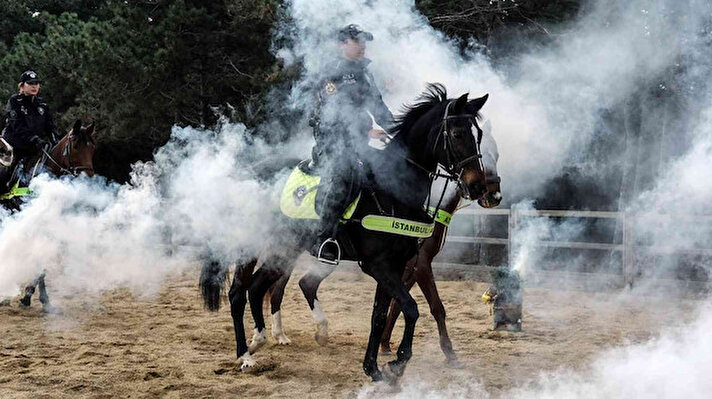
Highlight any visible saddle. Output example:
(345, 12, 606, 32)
(279, 160, 436, 239)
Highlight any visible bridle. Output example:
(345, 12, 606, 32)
(40, 133, 94, 177)
(430, 100, 499, 200)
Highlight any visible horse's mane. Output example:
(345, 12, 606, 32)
(390, 83, 448, 139)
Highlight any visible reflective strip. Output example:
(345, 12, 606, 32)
(0, 183, 32, 201)
(427, 207, 452, 227)
(342, 193, 360, 220)
(361, 215, 434, 238)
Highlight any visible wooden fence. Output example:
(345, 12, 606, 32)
(437, 206, 712, 289)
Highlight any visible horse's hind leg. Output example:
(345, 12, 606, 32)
(247, 252, 297, 354)
(268, 273, 292, 345)
(229, 259, 257, 370)
(298, 263, 336, 345)
(37, 273, 56, 313)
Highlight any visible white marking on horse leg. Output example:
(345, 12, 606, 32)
(239, 352, 256, 371)
(313, 300, 329, 346)
(248, 327, 267, 353)
(271, 311, 291, 345)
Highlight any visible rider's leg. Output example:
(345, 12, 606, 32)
(313, 166, 357, 263)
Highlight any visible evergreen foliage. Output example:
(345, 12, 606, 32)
(0, 0, 577, 181)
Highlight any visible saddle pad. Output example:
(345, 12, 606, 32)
(280, 163, 359, 220)
(361, 215, 434, 238)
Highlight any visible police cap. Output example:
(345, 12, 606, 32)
(338, 24, 373, 42)
(19, 70, 41, 84)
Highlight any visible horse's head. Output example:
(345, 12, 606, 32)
(49, 119, 97, 177)
(435, 92, 502, 208)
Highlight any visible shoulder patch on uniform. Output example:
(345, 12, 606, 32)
(324, 81, 337, 95)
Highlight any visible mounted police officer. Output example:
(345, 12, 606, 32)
(310, 24, 393, 264)
(0, 70, 58, 189)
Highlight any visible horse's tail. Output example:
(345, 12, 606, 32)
(199, 259, 230, 312)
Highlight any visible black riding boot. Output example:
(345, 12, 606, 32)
(312, 204, 343, 265)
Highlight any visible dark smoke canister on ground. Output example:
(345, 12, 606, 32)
(482, 267, 523, 332)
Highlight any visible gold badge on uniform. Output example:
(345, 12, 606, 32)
(324, 81, 337, 95)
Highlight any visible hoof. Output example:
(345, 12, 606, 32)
(386, 360, 407, 379)
(369, 369, 384, 382)
(272, 332, 291, 345)
(314, 320, 329, 346)
(19, 296, 31, 308)
(248, 328, 268, 353)
(379, 345, 393, 355)
(239, 353, 256, 371)
(445, 356, 464, 369)
(42, 304, 61, 315)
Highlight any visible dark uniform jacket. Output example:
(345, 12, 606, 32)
(2, 93, 57, 153)
(312, 58, 393, 164)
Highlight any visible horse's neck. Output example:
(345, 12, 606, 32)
(399, 107, 443, 173)
(428, 180, 460, 213)
(45, 141, 67, 176)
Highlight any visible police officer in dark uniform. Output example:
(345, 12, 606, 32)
(0, 70, 58, 188)
(310, 24, 393, 263)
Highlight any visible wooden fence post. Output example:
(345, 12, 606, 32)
(507, 204, 518, 267)
(622, 213, 635, 288)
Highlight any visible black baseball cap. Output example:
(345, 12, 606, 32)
(19, 70, 41, 84)
(338, 24, 373, 42)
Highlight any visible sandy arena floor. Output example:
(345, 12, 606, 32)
(0, 262, 702, 398)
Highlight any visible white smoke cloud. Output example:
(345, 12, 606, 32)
(357, 304, 712, 399)
(0, 1, 709, 396)
(0, 122, 308, 298)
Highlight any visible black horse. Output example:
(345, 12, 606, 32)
(0, 120, 97, 311)
(200, 84, 492, 382)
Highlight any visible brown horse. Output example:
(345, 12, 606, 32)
(264, 121, 501, 366)
(0, 120, 97, 311)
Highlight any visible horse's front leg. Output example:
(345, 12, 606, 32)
(19, 273, 43, 308)
(362, 281, 392, 382)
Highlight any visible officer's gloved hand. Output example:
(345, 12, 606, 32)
(30, 136, 49, 151)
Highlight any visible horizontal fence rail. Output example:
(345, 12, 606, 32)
(441, 207, 712, 288)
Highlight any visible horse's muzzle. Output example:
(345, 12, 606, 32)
(478, 191, 502, 208)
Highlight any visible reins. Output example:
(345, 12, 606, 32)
(40, 134, 94, 177)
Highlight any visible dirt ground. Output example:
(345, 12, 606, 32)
(0, 261, 703, 398)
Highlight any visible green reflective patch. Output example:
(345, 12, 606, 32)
(427, 207, 452, 227)
(342, 193, 360, 220)
(361, 215, 434, 238)
(0, 182, 32, 201)
(280, 165, 359, 220)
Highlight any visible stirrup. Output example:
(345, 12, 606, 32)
(317, 238, 341, 265)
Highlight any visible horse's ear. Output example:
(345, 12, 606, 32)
(72, 119, 82, 135)
(86, 122, 95, 138)
(468, 94, 489, 112)
(454, 93, 469, 113)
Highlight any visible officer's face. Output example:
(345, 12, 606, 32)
(21, 82, 40, 96)
(340, 38, 366, 60)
